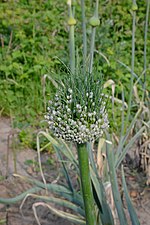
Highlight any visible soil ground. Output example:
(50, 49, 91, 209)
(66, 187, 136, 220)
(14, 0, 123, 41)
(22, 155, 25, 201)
(0, 117, 150, 225)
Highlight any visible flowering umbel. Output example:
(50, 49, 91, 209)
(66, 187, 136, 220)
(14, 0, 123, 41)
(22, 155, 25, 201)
(45, 72, 109, 144)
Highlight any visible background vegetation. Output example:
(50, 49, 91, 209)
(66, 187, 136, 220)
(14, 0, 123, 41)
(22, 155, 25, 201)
(0, 0, 149, 129)
(0, 1, 149, 224)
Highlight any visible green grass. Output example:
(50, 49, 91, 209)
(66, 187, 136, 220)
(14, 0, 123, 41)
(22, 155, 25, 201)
(0, 0, 68, 123)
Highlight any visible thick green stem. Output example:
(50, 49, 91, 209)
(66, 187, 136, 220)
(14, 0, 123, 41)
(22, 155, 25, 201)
(126, 1, 136, 125)
(77, 143, 96, 225)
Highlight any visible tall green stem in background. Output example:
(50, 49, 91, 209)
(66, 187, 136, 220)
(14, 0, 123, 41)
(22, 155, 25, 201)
(80, 0, 87, 72)
(89, 0, 99, 74)
(77, 144, 96, 225)
(143, 0, 150, 100)
(126, 0, 137, 125)
(106, 137, 127, 225)
(89, 28, 96, 74)
(67, 0, 76, 74)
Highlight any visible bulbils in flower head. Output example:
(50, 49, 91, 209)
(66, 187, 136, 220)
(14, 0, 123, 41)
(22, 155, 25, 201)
(45, 84, 109, 144)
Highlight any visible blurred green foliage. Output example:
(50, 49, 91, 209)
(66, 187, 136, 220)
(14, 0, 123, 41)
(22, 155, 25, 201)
(0, 0, 149, 129)
(0, 0, 68, 122)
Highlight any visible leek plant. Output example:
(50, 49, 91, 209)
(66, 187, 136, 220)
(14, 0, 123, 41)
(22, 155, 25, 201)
(0, 1, 149, 225)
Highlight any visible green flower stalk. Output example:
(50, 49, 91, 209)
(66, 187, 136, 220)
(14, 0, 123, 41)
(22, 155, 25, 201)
(126, 0, 137, 124)
(67, 0, 76, 74)
(143, 0, 150, 100)
(89, 0, 100, 74)
(80, 0, 87, 72)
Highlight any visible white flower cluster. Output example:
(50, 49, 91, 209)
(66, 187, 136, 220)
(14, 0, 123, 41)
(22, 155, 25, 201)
(45, 88, 109, 144)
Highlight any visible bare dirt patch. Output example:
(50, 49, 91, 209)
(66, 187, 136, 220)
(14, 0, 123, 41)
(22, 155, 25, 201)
(0, 117, 72, 225)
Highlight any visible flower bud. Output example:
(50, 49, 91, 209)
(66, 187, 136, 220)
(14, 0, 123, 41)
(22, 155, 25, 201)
(132, 3, 138, 11)
(68, 17, 77, 26)
(89, 16, 100, 27)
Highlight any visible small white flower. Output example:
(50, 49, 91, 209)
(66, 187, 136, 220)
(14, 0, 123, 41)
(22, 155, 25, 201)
(68, 88, 73, 93)
(94, 125, 98, 129)
(90, 124, 95, 129)
(66, 125, 70, 129)
(81, 125, 86, 131)
(88, 113, 92, 117)
(64, 114, 67, 119)
(71, 120, 76, 126)
(67, 108, 71, 113)
(49, 115, 53, 120)
(55, 96, 59, 101)
(98, 119, 101, 123)
(78, 121, 82, 126)
(89, 92, 93, 98)
(76, 104, 81, 109)
(52, 110, 57, 115)
(48, 121, 53, 125)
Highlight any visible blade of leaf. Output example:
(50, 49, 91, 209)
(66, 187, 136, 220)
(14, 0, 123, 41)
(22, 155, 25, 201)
(115, 125, 146, 169)
(121, 166, 140, 225)
(115, 107, 142, 166)
(105, 134, 127, 225)
(13, 174, 83, 207)
(90, 167, 114, 225)
(87, 142, 114, 224)
(0, 187, 42, 204)
(54, 145, 74, 193)
(33, 202, 86, 225)
(20, 193, 85, 217)
(87, 142, 97, 174)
